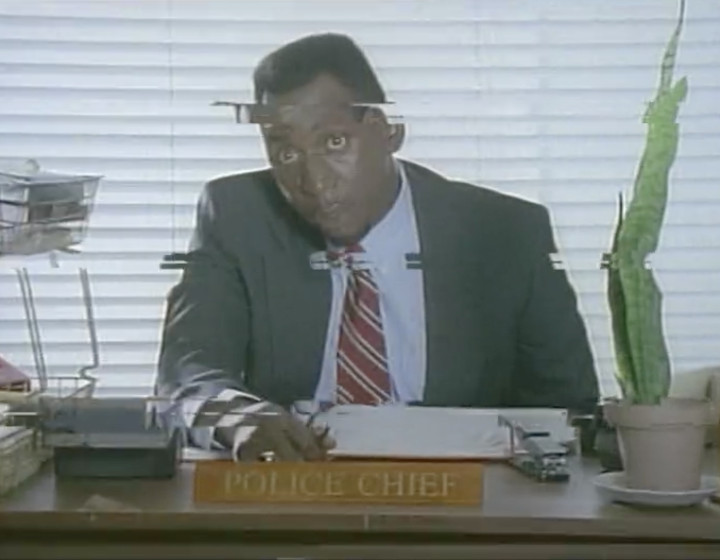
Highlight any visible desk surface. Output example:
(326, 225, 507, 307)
(1, 454, 719, 542)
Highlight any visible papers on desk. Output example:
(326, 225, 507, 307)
(309, 406, 575, 460)
(181, 406, 576, 462)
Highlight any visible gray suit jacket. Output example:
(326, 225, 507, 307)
(155, 159, 599, 413)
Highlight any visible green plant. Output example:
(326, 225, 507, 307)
(607, 0, 688, 405)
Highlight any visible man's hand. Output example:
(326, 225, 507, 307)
(214, 401, 335, 461)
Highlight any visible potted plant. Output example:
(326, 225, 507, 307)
(602, 0, 715, 492)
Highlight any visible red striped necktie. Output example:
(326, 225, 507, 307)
(329, 244, 392, 405)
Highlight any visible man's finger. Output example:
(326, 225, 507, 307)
(319, 430, 336, 451)
(310, 423, 328, 438)
(235, 421, 302, 462)
(284, 416, 326, 460)
(311, 424, 336, 450)
(265, 422, 304, 461)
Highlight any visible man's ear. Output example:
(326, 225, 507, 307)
(387, 123, 405, 153)
(362, 106, 405, 153)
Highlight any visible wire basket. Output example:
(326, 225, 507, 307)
(0, 267, 100, 407)
(1, 375, 96, 406)
(0, 169, 101, 256)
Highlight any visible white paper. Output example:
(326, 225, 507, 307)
(310, 405, 574, 460)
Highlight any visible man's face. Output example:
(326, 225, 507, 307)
(260, 73, 402, 246)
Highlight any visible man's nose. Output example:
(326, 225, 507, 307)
(302, 155, 334, 194)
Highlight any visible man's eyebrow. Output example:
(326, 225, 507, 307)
(262, 121, 297, 139)
(264, 119, 351, 138)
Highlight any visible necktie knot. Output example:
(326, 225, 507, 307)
(327, 243, 365, 268)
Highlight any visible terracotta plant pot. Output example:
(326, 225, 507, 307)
(603, 398, 714, 492)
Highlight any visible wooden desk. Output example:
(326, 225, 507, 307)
(1, 454, 719, 559)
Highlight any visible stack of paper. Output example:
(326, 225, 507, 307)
(0, 425, 52, 495)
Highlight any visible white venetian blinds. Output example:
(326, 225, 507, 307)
(1, 0, 719, 398)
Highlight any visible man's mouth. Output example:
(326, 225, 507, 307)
(316, 199, 343, 218)
(320, 201, 340, 214)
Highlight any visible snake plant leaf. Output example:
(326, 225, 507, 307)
(607, 194, 638, 401)
(609, 0, 686, 404)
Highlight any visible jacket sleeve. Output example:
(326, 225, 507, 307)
(513, 205, 600, 414)
(154, 183, 260, 444)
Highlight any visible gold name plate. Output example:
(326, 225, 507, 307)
(194, 461, 483, 505)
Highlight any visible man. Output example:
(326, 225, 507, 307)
(155, 33, 599, 461)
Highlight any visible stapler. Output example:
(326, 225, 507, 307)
(498, 414, 570, 482)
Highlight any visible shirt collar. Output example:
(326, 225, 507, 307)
(326, 158, 413, 259)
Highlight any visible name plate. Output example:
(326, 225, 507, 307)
(193, 461, 483, 505)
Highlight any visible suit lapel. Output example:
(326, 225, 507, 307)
(258, 179, 332, 405)
(405, 161, 489, 406)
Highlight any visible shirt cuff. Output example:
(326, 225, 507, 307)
(184, 388, 261, 450)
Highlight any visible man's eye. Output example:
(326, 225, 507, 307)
(278, 148, 299, 164)
(326, 134, 348, 151)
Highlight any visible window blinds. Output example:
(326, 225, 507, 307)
(1, 0, 719, 398)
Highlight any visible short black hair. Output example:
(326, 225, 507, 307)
(253, 33, 386, 104)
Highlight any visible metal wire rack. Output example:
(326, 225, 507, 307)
(0, 162, 102, 400)
(0, 163, 102, 492)
(7, 267, 99, 401)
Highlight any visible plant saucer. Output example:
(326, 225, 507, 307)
(594, 471, 719, 507)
